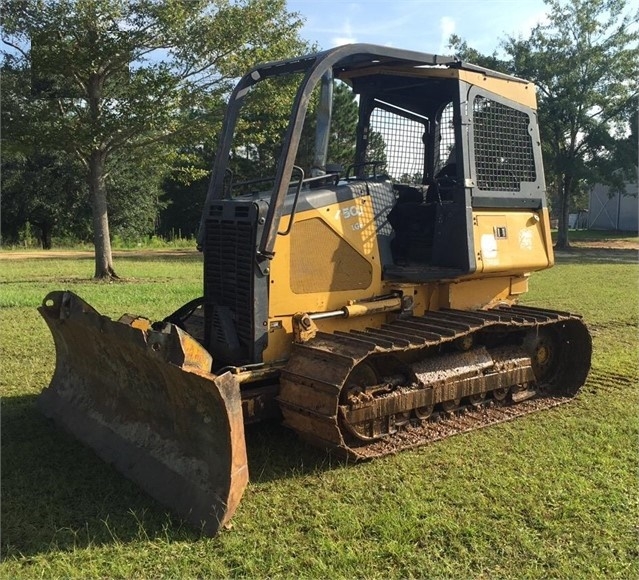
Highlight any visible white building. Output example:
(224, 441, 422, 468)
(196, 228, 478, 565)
(588, 180, 638, 231)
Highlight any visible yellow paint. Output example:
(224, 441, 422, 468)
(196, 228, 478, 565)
(270, 196, 383, 313)
(441, 277, 514, 310)
(510, 275, 529, 296)
(289, 218, 372, 294)
(262, 200, 554, 363)
(540, 207, 555, 267)
(262, 196, 385, 363)
(472, 209, 552, 275)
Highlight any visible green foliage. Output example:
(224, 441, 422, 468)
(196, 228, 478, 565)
(448, 34, 509, 72)
(450, 0, 639, 248)
(327, 81, 360, 168)
(0, 148, 89, 247)
(1, 0, 308, 274)
(295, 80, 360, 174)
(503, 0, 639, 247)
(366, 130, 388, 172)
(0, 62, 87, 247)
(159, 158, 212, 239)
(2, 0, 307, 156)
(229, 72, 304, 186)
(105, 151, 167, 242)
(608, 108, 639, 188)
(0, 241, 637, 577)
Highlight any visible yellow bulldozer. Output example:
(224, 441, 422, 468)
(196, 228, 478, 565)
(38, 45, 591, 535)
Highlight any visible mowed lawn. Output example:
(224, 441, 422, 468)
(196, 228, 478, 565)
(1, 241, 637, 578)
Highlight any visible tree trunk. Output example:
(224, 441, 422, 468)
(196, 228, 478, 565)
(554, 174, 572, 250)
(31, 220, 53, 249)
(41, 221, 53, 250)
(86, 68, 117, 280)
(89, 149, 118, 279)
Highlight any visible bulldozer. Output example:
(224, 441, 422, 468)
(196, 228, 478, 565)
(38, 44, 592, 535)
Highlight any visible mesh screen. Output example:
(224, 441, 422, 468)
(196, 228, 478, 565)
(290, 218, 372, 293)
(473, 96, 536, 191)
(435, 103, 456, 174)
(368, 106, 426, 183)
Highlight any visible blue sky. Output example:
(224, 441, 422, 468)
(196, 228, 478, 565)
(287, 0, 550, 55)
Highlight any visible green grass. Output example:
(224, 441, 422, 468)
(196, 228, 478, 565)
(1, 245, 637, 578)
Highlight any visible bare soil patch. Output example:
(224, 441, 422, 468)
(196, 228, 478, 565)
(572, 239, 639, 250)
(2, 240, 636, 264)
(0, 248, 199, 261)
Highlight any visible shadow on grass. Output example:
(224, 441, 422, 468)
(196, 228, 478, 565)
(2, 395, 192, 558)
(244, 420, 347, 484)
(2, 395, 339, 559)
(554, 246, 638, 264)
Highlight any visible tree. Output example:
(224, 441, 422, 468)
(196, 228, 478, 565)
(159, 144, 215, 239)
(602, 106, 638, 190)
(2, 0, 306, 278)
(1, 149, 89, 248)
(294, 80, 360, 174)
(503, 0, 639, 248)
(1, 62, 89, 247)
(448, 34, 508, 72)
(2, 61, 168, 246)
(450, 0, 638, 247)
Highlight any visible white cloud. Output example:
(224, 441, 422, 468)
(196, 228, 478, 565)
(332, 36, 358, 46)
(331, 20, 356, 47)
(290, 0, 552, 55)
(439, 16, 456, 54)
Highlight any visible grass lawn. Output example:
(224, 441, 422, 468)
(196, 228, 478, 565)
(1, 241, 637, 578)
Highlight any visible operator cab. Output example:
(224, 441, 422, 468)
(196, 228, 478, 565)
(203, 47, 544, 285)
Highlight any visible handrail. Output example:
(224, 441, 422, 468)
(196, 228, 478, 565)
(277, 166, 304, 237)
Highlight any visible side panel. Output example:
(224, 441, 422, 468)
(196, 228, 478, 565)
(472, 209, 552, 274)
(271, 194, 384, 314)
(289, 218, 373, 294)
(263, 193, 386, 362)
(442, 276, 528, 310)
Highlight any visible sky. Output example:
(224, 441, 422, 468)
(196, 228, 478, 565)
(287, 0, 551, 56)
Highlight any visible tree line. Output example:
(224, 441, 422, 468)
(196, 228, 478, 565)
(1, 0, 637, 278)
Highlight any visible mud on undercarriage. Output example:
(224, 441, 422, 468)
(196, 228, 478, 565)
(278, 305, 592, 459)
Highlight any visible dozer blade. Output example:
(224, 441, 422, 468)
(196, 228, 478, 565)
(38, 290, 248, 535)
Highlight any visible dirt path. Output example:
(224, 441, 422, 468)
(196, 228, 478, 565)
(0, 248, 200, 260)
(571, 239, 639, 250)
(1, 241, 636, 262)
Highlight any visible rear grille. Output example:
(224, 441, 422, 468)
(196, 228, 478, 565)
(204, 209, 256, 358)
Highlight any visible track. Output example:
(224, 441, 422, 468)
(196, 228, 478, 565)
(342, 394, 571, 459)
(278, 305, 592, 459)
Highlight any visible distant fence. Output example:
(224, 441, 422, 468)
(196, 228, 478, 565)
(588, 182, 638, 231)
